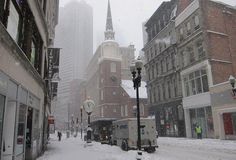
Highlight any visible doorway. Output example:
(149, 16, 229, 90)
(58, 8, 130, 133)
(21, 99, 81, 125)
(0, 95, 6, 159)
(25, 107, 33, 160)
(2, 101, 17, 160)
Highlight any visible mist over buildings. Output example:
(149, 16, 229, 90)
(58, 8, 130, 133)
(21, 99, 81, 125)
(54, 0, 93, 129)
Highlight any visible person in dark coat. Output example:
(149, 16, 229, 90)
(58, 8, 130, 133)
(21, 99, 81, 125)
(58, 131, 62, 141)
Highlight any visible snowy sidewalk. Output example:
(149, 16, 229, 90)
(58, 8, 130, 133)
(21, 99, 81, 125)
(37, 134, 236, 160)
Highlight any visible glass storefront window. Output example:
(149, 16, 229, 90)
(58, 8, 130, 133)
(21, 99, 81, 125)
(206, 106, 214, 136)
(183, 68, 209, 97)
(33, 110, 40, 141)
(190, 106, 214, 138)
(0, 94, 6, 158)
(202, 75, 209, 92)
(15, 104, 27, 156)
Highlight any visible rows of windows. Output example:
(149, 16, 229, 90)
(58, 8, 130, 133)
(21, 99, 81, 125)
(147, 51, 176, 81)
(0, 1, 44, 75)
(148, 74, 181, 103)
(147, 14, 168, 42)
(146, 32, 173, 62)
(147, 38, 205, 82)
(183, 68, 209, 97)
(179, 40, 205, 68)
(179, 15, 200, 42)
(148, 67, 209, 104)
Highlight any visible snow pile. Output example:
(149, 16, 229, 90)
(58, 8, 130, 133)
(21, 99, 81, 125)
(121, 80, 147, 99)
(37, 134, 156, 160)
(158, 137, 236, 154)
(37, 134, 236, 160)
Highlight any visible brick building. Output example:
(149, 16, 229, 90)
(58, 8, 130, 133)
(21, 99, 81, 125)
(144, 0, 236, 139)
(84, 0, 148, 122)
(176, 0, 236, 139)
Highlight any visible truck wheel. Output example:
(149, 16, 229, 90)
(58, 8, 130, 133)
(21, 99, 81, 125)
(147, 147, 156, 153)
(121, 140, 128, 151)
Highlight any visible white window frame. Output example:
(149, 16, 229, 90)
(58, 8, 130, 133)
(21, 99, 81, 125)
(100, 90, 103, 100)
(7, 1, 20, 41)
(121, 106, 124, 117)
(125, 105, 128, 116)
(101, 107, 104, 117)
(110, 62, 116, 73)
(194, 15, 200, 27)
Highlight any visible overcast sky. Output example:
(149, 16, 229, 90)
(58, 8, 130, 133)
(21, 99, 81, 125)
(59, 0, 236, 56)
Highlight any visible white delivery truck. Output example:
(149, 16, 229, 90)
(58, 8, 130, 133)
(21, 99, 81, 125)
(111, 118, 158, 153)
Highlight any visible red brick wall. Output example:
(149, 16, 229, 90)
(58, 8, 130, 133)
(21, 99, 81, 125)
(203, 1, 236, 84)
(99, 60, 121, 104)
(177, 0, 193, 16)
(211, 62, 233, 84)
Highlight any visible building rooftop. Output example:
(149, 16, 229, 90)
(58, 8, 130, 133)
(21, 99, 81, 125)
(121, 80, 147, 99)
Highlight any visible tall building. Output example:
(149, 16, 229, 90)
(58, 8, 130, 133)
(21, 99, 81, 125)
(0, 0, 59, 159)
(54, 0, 93, 129)
(84, 0, 148, 122)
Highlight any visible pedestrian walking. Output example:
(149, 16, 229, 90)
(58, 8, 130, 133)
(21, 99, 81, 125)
(195, 124, 202, 139)
(58, 131, 62, 141)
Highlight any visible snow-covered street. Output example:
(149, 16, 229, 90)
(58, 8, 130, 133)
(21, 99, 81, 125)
(37, 134, 236, 160)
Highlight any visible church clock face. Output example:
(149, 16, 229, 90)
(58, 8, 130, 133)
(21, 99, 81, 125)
(110, 75, 117, 82)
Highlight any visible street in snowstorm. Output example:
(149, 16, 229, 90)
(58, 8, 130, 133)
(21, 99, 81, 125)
(37, 134, 236, 160)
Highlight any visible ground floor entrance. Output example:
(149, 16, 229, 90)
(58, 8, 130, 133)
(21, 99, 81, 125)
(151, 100, 186, 137)
(0, 71, 43, 160)
(223, 112, 236, 139)
(0, 94, 6, 159)
(189, 106, 214, 138)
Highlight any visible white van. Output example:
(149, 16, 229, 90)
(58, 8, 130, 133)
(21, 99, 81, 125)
(111, 118, 158, 153)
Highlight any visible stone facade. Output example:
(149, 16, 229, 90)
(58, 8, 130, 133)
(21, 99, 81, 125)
(143, 0, 185, 137)
(0, 0, 59, 159)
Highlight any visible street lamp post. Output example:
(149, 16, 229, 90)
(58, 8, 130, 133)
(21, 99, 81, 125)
(66, 103, 70, 138)
(130, 57, 143, 160)
(229, 75, 236, 97)
(80, 106, 83, 140)
(83, 99, 95, 144)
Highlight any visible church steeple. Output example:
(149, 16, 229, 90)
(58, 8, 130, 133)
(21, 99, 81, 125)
(105, 0, 115, 40)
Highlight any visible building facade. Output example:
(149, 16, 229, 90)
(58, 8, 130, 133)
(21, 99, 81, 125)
(144, 0, 236, 139)
(84, 0, 148, 122)
(176, 0, 236, 139)
(0, 0, 59, 160)
(143, 0, 185, 137)
(203, 1, 236, 140)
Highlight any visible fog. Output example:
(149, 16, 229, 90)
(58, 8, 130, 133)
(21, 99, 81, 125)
(59, 0, 236, 55)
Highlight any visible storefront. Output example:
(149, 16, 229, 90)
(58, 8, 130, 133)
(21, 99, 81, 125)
(223, 112, 236, 138)
(189, 106, 214, 138)
(25, 94, 40, 160)
(0, 71, 41, 160)
(210, 82, 236, 140)
(151, 99, 186, 137)
(0, 72, 8, 159)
